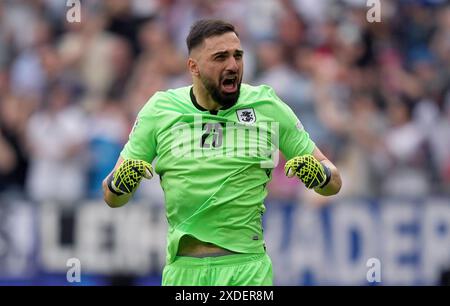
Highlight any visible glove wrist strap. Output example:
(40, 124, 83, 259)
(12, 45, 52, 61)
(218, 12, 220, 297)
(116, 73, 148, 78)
(318, 164, 332, 188)
(107, 173, 126, 196)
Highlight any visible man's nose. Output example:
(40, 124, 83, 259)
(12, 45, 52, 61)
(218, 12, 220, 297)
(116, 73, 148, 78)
(225, 57, 239, 72)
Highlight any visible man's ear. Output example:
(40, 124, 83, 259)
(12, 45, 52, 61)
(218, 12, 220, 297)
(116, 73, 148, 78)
(187, 58, 200, 76)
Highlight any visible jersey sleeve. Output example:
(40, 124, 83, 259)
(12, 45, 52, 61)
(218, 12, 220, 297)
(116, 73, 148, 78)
(265, 86, 316, 160)
(120, 95, 159, 163)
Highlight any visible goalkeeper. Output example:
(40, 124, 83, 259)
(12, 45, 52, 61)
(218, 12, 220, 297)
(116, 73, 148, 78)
(102, 19, 341, 286)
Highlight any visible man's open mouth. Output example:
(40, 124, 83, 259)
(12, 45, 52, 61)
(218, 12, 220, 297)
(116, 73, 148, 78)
(221, 75, 238, 93)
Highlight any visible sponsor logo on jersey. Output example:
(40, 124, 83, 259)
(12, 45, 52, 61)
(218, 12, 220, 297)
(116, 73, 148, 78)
(130, 118, 139, 135)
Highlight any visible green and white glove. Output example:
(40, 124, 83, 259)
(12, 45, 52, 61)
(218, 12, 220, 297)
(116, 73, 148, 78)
(284, 154, 331, 189)
(107, 159, 153, 196)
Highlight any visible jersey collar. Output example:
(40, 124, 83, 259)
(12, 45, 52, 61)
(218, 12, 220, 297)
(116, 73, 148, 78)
(190, 86, 236, 115)
(190, 86, 208, 112)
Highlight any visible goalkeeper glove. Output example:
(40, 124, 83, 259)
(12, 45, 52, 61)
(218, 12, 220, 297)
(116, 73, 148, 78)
(107, 159, 153, 196)
(284, 154, 331, 189)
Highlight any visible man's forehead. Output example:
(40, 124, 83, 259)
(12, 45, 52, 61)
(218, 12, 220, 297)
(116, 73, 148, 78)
(203, 32, 242, 53)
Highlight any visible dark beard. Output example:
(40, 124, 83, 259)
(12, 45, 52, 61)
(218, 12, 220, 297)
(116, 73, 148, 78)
(201, 75, 241, 108)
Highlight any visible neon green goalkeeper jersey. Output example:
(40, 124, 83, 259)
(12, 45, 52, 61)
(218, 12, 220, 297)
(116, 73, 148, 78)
(120, 84, 315, 264)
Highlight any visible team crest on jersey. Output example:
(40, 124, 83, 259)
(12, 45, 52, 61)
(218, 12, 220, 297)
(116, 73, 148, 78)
(236, 108, 256, 124)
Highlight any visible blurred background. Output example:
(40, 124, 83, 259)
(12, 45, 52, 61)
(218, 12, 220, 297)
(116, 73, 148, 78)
(0, 0, 449, 285)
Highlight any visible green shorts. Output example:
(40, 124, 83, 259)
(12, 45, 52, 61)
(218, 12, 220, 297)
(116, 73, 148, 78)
(162, 253, 273, 286)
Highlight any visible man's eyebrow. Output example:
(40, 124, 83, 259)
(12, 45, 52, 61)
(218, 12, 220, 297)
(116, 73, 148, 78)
(212, 49, 244, 56)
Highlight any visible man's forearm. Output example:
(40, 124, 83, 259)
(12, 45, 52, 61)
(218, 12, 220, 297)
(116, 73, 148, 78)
(314, 160, 342, 196)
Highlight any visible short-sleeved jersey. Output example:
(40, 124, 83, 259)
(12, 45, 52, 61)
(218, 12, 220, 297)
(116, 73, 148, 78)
(121, 84, 315, 264)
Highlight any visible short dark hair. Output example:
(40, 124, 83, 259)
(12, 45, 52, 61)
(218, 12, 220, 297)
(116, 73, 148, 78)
(186, 19, 238, 54)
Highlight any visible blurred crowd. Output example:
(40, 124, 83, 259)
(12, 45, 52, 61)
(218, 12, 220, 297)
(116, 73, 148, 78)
(0, 0, 449, 205)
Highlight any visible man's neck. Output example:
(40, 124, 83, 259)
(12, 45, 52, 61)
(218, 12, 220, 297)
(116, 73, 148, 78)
(192, 83, 221, 111)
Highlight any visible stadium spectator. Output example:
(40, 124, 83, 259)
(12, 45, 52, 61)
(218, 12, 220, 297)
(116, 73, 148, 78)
(25, 82, 88, 204)
(0, 95, 30, 194)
